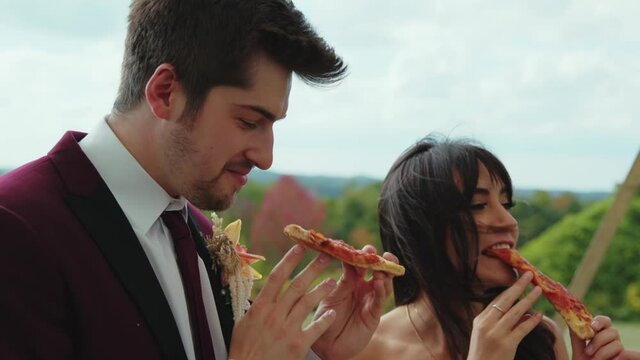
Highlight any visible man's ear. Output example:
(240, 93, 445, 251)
(144, 63, 186, 121)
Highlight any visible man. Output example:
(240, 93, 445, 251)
(0, 1, 397, 359)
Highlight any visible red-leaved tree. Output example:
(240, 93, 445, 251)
(250, 176, 326, 258)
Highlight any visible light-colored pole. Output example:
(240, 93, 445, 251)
(555, 150, 640, 332)
(569, 151, 640, 299)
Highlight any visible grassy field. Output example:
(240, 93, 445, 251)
(618, 322, 640, 348)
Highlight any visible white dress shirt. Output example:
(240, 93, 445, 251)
(79, 119, 228, 360)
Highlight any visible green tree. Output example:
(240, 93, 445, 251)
(521, 191, 640, 320)
(512, 191, 585, 247)
(218, 181, 269, 246)
(323, 182, 382, 250)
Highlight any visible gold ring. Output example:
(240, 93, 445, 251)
(491, 304, 506, 314)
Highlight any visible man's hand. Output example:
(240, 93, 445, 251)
(310, 246, 397, 360)
(228, 245, 338, 360)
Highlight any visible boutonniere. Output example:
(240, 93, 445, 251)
(206, 212, 265, 320)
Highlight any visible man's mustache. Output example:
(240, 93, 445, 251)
(224, 160, 254, 173)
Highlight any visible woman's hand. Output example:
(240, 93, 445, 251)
(467, 272, 543, 360)
(570, 315, 638, 360)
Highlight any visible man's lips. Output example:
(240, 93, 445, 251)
(225, 167, 252, 186)
(228, 167, 252, 176)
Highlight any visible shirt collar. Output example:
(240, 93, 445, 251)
(79, 118, 187, 233)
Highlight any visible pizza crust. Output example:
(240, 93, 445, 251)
(283, 224, 405, 276)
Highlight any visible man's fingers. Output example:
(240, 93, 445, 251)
(367, 277, 387, 318)
(382, 251, 399, 264)
(302, 309, 337, 347)
(254, 245, 306, 304)
(277, 253, 333, 313)
(286, 278, 337, 324)
(362, 245, 377, 254)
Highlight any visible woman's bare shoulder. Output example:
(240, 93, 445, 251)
(353, 306, 421, 360)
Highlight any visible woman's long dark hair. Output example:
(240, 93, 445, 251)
(378, 135, 556, 359)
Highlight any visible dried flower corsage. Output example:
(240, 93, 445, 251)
(206, 212, 265, 320)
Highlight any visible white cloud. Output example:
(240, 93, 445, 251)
(1, 0, 639, 192)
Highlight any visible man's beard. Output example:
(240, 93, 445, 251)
(165, 116, 237, 211)
(186, 176, 236, 211)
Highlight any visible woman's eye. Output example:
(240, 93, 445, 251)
(502, 201, 516, 210)
(470, 203, 487, 210)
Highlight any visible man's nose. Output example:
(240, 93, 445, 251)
(247, 130, 274, 170)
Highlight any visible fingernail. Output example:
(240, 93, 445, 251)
(323, 309, 336, 319)
(293, 245, 304, 254)
(532, 286, 542, 295)
(591, 319, 601, 331)
(319, 254, 331, 263)
(585, 344, 593, 355)
(324, 278, 337, 288)
(522, 272, 533, 280)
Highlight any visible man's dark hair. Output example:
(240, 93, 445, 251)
(113, 0, 347, 115)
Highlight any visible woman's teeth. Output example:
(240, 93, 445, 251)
(491, 243, 511, 249)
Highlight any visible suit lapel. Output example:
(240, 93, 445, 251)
(52, 131, 188, 360)
(189, 216, 235, 349)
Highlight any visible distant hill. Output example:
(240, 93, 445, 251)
(249, 170, 612, 202)
(0, 166, 612, 202)
(514, 188, 611, 203)
(249, 170, 378, 198)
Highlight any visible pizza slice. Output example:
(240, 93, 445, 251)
(283, 224, 405, 276)
(487, 247, 595, 340)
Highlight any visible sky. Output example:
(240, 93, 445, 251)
(1, 0, 639, 192)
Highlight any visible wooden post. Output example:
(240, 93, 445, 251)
(555, 150, 640, 330)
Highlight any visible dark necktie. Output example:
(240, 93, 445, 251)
(161, 210, 216, 360)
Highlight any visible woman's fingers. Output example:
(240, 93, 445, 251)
(591, 315, 612, 332)
(569, 328, 588, 359)
(510, 312, 543, 341)
(586, 320, 624, 360)
(586, 327, 620, 355)
(500, 286, 542, 327)
(590, 339, 624, 360)
(487, 271, 534, 320)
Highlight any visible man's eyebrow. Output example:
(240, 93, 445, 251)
(238, 105, 286, 121)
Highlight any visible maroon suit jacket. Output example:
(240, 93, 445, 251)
(0, 131, 234, 359)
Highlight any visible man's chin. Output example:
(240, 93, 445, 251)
(201, 192, 237, 212)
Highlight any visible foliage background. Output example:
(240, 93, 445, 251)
(217, 173, 639, 323)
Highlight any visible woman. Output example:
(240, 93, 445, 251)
(356, 136, 637, 359)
